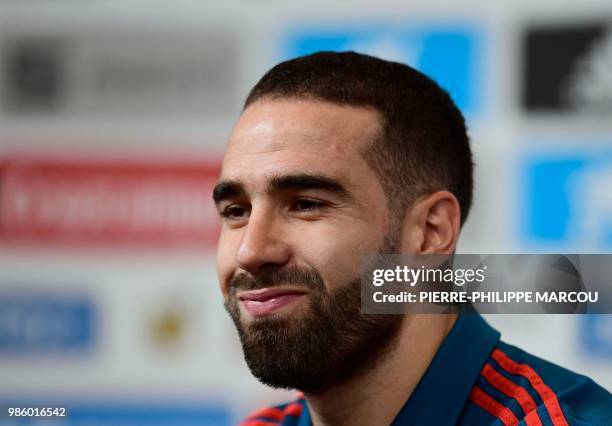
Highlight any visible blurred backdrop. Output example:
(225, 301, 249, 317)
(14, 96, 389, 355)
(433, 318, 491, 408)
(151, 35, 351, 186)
(0, 0, 611, 424)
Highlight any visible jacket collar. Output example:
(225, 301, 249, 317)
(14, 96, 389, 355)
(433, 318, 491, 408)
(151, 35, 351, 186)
(391, 314, 500, 425)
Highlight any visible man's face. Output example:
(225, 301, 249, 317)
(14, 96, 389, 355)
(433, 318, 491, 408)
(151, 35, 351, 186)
(214, 99, 402, 392)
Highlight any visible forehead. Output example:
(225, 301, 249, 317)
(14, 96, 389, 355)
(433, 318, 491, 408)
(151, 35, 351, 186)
(221, 99, 382, 185)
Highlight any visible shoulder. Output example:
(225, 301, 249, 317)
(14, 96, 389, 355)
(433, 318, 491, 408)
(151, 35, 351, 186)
(240, 395, 306, 426)
(463, 340, 612, 425)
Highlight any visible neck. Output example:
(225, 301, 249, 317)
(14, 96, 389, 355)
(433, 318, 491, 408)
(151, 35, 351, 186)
(304, 314, 457, 426)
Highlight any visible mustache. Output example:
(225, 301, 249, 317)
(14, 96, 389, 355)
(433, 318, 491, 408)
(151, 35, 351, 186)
(228, 266, 326, 294)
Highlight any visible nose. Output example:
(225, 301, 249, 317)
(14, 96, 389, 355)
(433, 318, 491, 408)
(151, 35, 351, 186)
(236, 209, 291, 275)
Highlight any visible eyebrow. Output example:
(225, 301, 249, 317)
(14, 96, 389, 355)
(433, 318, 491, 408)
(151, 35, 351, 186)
(212, 173, 352, 205)
(269, 174, 351, 198)
(213, 181, 246, 205)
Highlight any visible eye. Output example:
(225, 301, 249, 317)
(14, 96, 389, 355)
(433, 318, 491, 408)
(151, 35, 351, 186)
(290, 198, 326, 213)
(219, 204, 250, 221)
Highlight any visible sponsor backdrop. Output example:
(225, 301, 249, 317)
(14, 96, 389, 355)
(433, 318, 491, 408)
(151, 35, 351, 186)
(0, 1, 611, 424)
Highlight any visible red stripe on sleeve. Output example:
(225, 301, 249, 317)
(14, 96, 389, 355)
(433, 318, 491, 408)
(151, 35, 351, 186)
(283, 402, 304, 417)
(481, 363, 543, 426)
(492, 349, 569, 426)
(469, 386, 520, 426)
(525, 409, 545, 425)
(242, 421, 280, 426)
(245, 407, 284, 421)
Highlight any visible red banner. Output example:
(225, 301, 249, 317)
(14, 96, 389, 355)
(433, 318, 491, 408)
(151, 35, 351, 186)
(0, 155, 221, 248)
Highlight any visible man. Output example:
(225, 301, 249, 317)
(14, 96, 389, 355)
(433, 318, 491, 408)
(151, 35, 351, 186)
(213, 51, 612, 425)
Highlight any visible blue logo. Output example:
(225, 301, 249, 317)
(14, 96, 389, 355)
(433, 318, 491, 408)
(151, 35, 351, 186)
(520, 141, 612, 250)
(580, 315, 612, 359)
(280, 23, 484, 117)
(0, 291, 96, 355)
(0, 402, 232, 425)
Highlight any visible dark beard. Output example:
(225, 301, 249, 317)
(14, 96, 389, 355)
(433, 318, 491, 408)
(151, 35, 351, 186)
(224, 260, 403, 393)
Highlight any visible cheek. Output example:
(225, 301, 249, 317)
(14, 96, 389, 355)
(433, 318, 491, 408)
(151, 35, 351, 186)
(296, 222, 382, 290)
(215, 229, 241, 297)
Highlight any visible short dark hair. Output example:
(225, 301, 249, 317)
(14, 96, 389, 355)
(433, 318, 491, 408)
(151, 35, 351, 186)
(244, 51, 473, 229)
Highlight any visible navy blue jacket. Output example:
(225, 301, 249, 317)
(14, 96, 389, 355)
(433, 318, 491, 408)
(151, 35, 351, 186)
(242, 314, 612, 425)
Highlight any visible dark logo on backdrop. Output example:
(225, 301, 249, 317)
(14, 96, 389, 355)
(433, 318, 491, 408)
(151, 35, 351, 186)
(522, 21, 612, 114)
(1, 39, 67, 112)
(1, 32, 238, 116)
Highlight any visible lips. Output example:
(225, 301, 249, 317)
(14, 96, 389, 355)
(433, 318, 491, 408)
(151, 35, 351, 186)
(238, 288, 306, 317)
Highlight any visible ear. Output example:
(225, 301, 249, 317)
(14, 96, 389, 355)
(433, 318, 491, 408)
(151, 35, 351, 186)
(399, 191, 461, 254)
